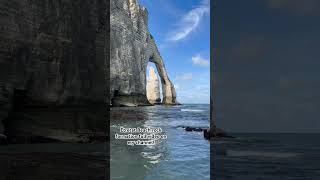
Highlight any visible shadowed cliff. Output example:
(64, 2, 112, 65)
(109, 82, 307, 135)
(0, 0, 108, 143)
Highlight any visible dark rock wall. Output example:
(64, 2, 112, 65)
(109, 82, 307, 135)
(0, 0, 108, 142)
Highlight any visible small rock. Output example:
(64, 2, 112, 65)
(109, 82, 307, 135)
(184, 127, 207, 132)
(204, 128, 234, 139)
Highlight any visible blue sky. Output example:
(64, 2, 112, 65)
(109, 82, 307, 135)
(139, 0, 210, 104)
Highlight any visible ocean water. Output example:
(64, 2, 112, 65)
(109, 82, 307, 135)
(213, 133, 320, 180)
(110, 104, 210, 180)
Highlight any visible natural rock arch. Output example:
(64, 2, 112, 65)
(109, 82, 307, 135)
(110, 0, 178, 106)
(146, 36, 177, 105)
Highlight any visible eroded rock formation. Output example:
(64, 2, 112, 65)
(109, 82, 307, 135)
(0, 0, 108, 142)
(146, 67, 161, 104)
(110, 0, 178, 106)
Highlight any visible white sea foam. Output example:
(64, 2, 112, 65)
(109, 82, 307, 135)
(181, 109, 204, 112)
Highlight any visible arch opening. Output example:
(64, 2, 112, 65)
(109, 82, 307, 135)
(146, 62, 162, 104)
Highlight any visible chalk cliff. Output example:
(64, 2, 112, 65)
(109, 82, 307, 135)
(0, 0, 108, 142)
(110, 0, 178, 106)
(146, 67, 161, 104)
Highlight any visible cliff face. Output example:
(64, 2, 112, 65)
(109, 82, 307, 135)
(110, 0, 178, 106)
(0, 0, 108, 142)
(146, 67, 161, 104)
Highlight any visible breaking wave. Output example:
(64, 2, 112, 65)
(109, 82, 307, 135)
(181, 109, 204, 112)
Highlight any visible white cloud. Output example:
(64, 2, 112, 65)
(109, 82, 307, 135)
(192, 54, 209, 67)
(179, 73, 193, 81)
(167, 0, 210, 42)
(173, 72, 210, 104)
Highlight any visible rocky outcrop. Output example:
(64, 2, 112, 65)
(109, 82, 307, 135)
(146, 67, 161, 104)
(0, 0, 108, 143)
(203, 128, 234, 139)
(110, 0, 178, 106)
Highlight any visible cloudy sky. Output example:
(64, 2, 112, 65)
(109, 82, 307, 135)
(139, 0, 210, 104)
(214, 0, 320, 133)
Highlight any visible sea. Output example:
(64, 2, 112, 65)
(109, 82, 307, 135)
(110, 104, 210, 180)
(1, 103, 319, 179)
(213, 133, 320, 180)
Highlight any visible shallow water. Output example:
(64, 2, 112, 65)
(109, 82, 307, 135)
(110, 104, 210, 180)
(0, 142, 107, 179)
(213, 133, 320, 180)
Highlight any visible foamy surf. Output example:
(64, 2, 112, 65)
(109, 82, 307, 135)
(181, 109, 204, 112)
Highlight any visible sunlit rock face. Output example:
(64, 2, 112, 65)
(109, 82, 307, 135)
(0, 0, 107, 142)
(146, 67, 161, 104)
(110, 0, 178, 106)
